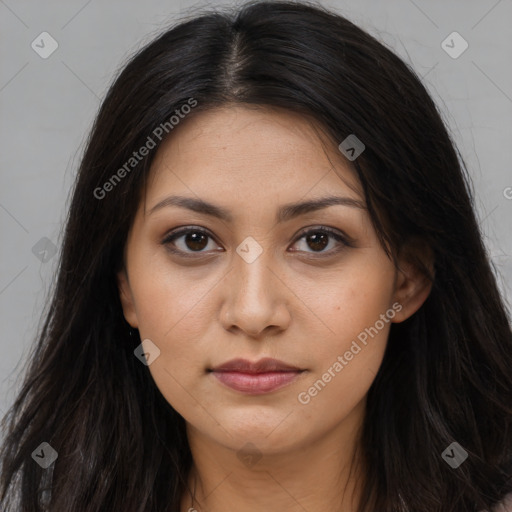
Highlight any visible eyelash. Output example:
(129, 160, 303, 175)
(161, 225, 353, 258)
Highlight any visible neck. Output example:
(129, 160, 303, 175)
(180, 400, 367, 512)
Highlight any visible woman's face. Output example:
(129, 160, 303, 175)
(118, 106, 427, 457)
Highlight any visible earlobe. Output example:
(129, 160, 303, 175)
(116, 269, 139, 328)
(391, 240, 435, 323)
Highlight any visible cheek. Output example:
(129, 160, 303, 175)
(296, 260, 395, 407)
(128, 257, 220, 404)
(311, 259, 395, 349)
(129, 245, 218, 342)
(131, 270, 213, 418)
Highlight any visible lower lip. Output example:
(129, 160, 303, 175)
(211, 371, 302, 394)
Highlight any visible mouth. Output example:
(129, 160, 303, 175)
(208, 357, 306, 395)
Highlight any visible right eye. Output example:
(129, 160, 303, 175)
(161, 227, 224, 256)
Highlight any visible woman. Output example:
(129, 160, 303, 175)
(1, 1, 511, 511)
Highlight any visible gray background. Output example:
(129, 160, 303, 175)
(1, 0, 511, 420)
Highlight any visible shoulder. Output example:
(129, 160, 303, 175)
(491, 492, 512, 512)
(478, 493, 512, 512)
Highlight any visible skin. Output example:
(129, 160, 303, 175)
(117, 106, 433, 512)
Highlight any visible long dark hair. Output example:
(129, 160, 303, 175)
(1, 1, 511, 510)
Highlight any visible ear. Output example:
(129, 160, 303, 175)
(391, 238, 435, 323)
(117, 268, 139, 328)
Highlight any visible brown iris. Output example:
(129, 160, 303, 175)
(184, 232, 208, 251)
(306, 232, 329, 252)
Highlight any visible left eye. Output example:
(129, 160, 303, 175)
(162, 226, 350, 256)
(291, 227, 350, 254)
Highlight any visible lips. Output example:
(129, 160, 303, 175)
(209, 357, 305, 394)
(211, 357, 301, 373)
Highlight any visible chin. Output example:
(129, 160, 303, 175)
(216, 418, 307, 452)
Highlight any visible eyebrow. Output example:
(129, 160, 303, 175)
(148, 194, 366, 223)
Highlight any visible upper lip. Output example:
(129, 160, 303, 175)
(210, 357, 302, 373)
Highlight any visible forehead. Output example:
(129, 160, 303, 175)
(145, 105, 363, 207)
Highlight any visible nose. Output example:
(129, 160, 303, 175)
(219, 249, 292, 339)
